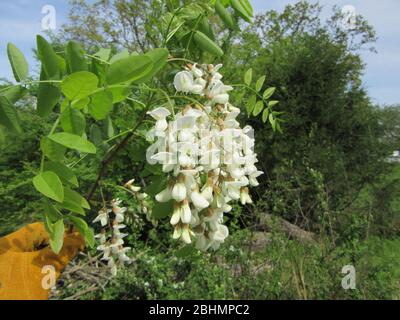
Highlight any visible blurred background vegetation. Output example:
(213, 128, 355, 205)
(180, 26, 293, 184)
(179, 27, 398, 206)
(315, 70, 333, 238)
(0, 0, 399, 299)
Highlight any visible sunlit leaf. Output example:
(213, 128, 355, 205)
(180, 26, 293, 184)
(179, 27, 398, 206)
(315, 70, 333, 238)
(49, 219, 65, 254)
(89, 90, 113, 121)
(255, 75, 266, 92)
(43, 161, 79, 187)
(60, 105, 86, 136)
(36, 35, 60, 79)
(48, 132, 96, 154)
(40, 137, 66, 162)
(61, 71, 99, 100)
(253, 100, 264, 116)
(7, 43, 29, 82)
(105, 54, 153, 85)
(263, 87, 276, 100)
(33, 171, 64, 203)
(66, 41, 88, 73)
(244, 68, 252, 86)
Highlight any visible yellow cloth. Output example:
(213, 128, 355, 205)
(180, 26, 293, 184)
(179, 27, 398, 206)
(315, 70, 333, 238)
(0, 222, 85, 300)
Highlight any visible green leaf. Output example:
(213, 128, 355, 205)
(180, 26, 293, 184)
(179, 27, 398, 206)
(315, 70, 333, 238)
(94, 48, 111, 61)
(43, 161, 78, 187)
(33, 171, 64, 203)
(269, 113, 276, 130)
(7, 43, 29, 82)
(268, 100, 279, 108)
(255, 75, 266, 92)
(89, 90, 113, 121)
(60, 106, 86, 136)
(44, 211, 55, 235)
(231, 0, 252, 23)
(57, 55, 67, 74)
(0, 96, 22, 133)
(136, 48, 169, 83)
(40, 137, 66, 162)
(244, 68, 252, 86)
(107, 86, 130, 104)
(1, 85, 28, 103)
(152, 200, 174, 219)
(193, 31, 224, 57)
(263, 87, 276, 100)
(59, 187, 90, 215)
(262, 108, 269, 123)
(68, 215, 94, 248)
(71, 97, 90, 110)
(105, 54, 153, 85)
(48, 132, 96, 154)
(102, 116, 114, 139)
(215, 0, 236, 30)
(109, 49, 130, 64)
(240, 0, 254, 17)
(90, 124, 103, 146)
(43, 200, 63, 222)
(246, 95, 257, 116)
(253, 100, 264, 116)
(66, 41, 88, 73)
(37, 83, 61, 117)
(68, 215, 88, 234)
(36, 35, 60, 79)
(61, 71, 99, 100)
(84, 227, 95, 248)
(50, 219, 65, 254)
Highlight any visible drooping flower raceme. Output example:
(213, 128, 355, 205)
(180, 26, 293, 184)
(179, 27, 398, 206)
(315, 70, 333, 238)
(146, 63, 263, 251)
(93, 198, 132, 276)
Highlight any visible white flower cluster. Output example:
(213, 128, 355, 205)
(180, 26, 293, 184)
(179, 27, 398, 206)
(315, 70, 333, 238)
(146, 63, 263, 251)
(93, 198, 131, 276)
(124, 179, 153, 224)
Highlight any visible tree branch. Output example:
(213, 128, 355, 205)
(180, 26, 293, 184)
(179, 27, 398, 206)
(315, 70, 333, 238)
(86, 112, 146, 202)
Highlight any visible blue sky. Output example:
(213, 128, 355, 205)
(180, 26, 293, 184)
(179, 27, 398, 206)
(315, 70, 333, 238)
(0, 0, 399, 105)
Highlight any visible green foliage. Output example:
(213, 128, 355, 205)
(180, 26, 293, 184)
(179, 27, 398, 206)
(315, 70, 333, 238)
(53, 230, 400, 300)
(37, 35, 60, 79)
(66, 41, 88, 73)
(48, 219, 65, 254)
(105, 55, 154, 85)
(61, 71, 99, 100)
(33, 171, 64, 203)
(0, 96, 22, 133)
(37, 83, 61, 117)
(7, 43, 29, 82)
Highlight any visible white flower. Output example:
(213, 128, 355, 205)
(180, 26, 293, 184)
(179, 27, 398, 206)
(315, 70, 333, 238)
(249, 170, 263, 186)
(170, 205, 182, 225)
(191, 64, 203, 78)
(174, 71, 194, 93)
(95, 199, 133, 276)
(240, 188, 253, 205)
(172, 182, 187, 202)
(147, 107, 171, 121)
(156, 187, 172, 202)
(93, 208, 110, 227)
(190, 191, 209, 209)
(181, 201, 192, 224)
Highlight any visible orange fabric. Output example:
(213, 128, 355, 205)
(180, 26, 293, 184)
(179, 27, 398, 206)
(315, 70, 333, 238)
(0, 222, 85, 300)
